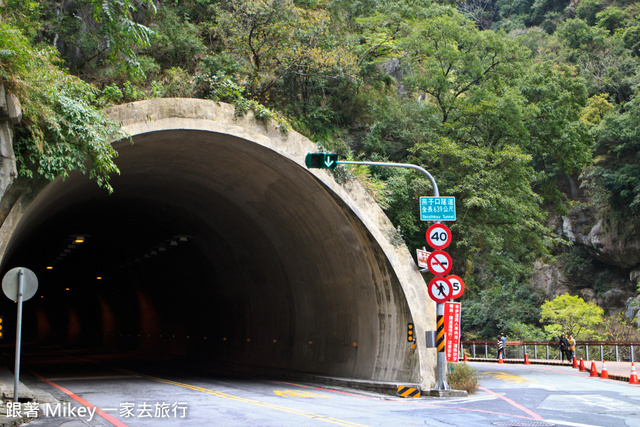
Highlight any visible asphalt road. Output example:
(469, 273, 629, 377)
(13, 355, 640, 426)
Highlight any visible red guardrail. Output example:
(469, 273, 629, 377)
(461, 340, 640, 362)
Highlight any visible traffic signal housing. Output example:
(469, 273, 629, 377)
(407, 322, 414, 342)
(305, 153, 338, 169)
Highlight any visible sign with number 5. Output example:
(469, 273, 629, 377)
(446, 275, 465, 300)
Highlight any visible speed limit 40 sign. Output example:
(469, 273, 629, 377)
(426, 224, 452, 250)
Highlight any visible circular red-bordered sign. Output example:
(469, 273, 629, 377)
(446, 274, 465, 300)
(426, 223, 452, 250)
(427, 250, 453, 276)
(428, 277, 452, 303)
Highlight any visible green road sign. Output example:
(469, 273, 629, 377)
(305, 153, 338, 169)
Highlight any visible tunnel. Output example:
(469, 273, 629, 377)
(0, 99, 435, 386)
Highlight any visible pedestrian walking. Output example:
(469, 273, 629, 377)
(497, 333, 505, 360)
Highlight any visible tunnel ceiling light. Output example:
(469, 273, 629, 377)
(96, 276, 102, 280)
(65, 288, 70, 291)
(46, 266, 53, 270)
(179, 236, 188, 242)
(74, 236, 85, 243)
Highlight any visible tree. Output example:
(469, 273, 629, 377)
(518, 62, 592, 208)
(400, 8, 526, 127)
(29, 0, 156, 79)
(540, 294, 604, 339)
(588, 93, 640, 215)
(214, 0, 358, 102)
(553, 18, 637, 104)
(0, 19, 125, 192)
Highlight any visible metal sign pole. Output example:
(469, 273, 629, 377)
(13, 268, 24, 402)
(2, 266, 38, 402)
(435, 302, 449, 390)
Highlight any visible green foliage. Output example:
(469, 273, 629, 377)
(505, 321, 547, 341)
(540, 294, 604, 339)
(7, 0, 640, 341)
(555, 18, 608, 51)
(34, 0, 156, 80)
(0, 20, 125, 192)
(597, 312, 640, 342)
(519, 63, 592, 208)
(575, 0, 604, 26)
(214, 0, 359, 99)
(581, 94, 614, 125)
(145, 5, 206, 72)
(589, 94, 640, 214)
(464, 281, 545, 338)
(199, 73, 291, 133)
(595, 6, 628, 35)
(623, 26, 640, 56)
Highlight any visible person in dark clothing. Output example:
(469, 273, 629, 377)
(559, 334, 570, 361)
(497, 333, 505, 359)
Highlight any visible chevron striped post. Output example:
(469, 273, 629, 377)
(437, 314, 445, 353)
(397, 386, 421, 398)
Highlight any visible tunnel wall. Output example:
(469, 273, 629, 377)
(0, 98, 437, 387)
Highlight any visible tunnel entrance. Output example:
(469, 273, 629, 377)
(0, 99, 435, 386)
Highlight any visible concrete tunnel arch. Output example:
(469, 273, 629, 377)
(0, 98, 436, 387)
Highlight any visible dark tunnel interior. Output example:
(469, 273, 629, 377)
(0, 118, 419, 382)
(2, 197, 224, 354)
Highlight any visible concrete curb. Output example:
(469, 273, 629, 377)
(0, 367, 34, 427)
(203, 364, 469, 398)
(0, 367, 59, 426)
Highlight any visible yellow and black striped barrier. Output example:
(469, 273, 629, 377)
(397, 386, 420, 398)
(436, 314, 445, 352)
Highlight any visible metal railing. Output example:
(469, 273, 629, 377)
(461, 340, 640, 362)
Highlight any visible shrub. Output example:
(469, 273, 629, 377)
(447, 363, 480, 394)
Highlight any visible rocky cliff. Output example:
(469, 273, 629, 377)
(533, 198, 640, 327)
(0, 85, 20, 200)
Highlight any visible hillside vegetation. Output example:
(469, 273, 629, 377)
(2, 0, 640, 340)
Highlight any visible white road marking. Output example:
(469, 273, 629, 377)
(544, 419, 610, 427)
